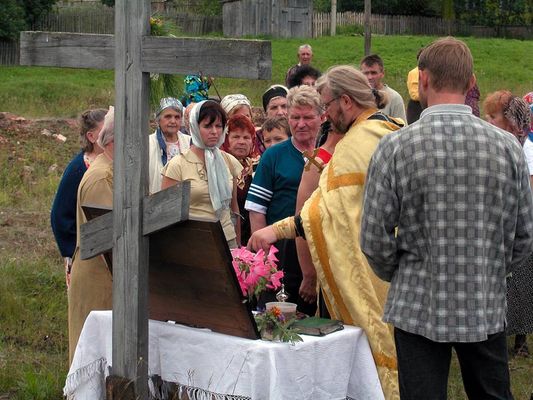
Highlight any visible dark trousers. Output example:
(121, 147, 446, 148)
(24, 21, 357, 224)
(406, 99, 423, 124)
(394, 328, 513, 400)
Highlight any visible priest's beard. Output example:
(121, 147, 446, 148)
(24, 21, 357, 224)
(330, 108, 350, 134)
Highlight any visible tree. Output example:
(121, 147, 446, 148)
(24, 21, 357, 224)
(442, 0, 454, 20)
(315, 0, 441, 16)
(0, 0, 26, 40)
(0, 0, 56, 40)
(20, 0, 58, 28)
(455, 0, 532, 29)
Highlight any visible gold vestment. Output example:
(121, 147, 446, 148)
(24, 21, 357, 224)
(301, 109, 402, 399)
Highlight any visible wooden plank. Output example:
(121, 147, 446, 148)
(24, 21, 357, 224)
(142, 182, 190, 235)
(79, 210, 113, 259)
(111, 0, 150, 396)
(141, 36, 272, 80)
(19, 31, 114, 69)
(19, 31, 272, 80)
(106, 375, 135, 400)
(148, 220, 259, 339)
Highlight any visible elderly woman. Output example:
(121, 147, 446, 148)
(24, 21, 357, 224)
(68, 106, 115, 364)
(484, 91, 533, 357)
(220, 94, 253, 121)
(148, 97, 191, 194)
(221, 114, 260, 245)
(161, 101, 243, 247)
(51, 108, 107, 288)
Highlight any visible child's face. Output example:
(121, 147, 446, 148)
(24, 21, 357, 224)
(263, 128, 289, 148)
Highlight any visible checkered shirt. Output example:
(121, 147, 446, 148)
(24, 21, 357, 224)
(361, 104, 533, 342)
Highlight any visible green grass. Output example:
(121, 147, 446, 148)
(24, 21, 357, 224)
(1, 35, 531, 118)
(0, 34, 532, 399)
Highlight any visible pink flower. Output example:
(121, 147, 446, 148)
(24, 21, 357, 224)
(267, 270, 284, 289)
(231, 245, 282, 300)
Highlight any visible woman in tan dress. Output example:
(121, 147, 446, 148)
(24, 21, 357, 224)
(161, 100, 242, 247)
(68, 107, 114, 364)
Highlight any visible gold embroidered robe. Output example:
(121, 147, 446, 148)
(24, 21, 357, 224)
(301, 109, 402, 400)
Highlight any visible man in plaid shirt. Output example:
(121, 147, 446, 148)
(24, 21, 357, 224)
(361, 37, 533, 399)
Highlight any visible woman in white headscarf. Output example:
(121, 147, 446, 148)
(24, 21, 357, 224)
(161, 100, 243, 247)
(220, 94, 253, 121)
(148, 97, 191, 194)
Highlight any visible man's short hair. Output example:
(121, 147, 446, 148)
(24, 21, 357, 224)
(316, 65, 388, 110)
(287, 85, 322, 115)
(262, 116, 291, 137)
(298, 44, 312, 53)
(360, 54, 384, 70)
(418, 36, 473, 94)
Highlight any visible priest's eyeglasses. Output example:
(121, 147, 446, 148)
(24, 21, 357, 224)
(321, 97, 339, 112)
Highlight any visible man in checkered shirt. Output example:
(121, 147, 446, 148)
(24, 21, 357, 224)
(361, 37, 533, 399)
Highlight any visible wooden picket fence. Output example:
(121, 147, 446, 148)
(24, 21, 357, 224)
(0, 40, 19, 66)
(312, 11, 531, 39)
(31, 6, 221, 36)
(313, 11, 459, 38)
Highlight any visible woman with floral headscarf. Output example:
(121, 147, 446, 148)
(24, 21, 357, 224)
(221, 114, 261, 245)
(220, 94, 253, 121)
(148, 97, 191, 194)
(484, 90, 533, 357)
(161, 101, 243, 247)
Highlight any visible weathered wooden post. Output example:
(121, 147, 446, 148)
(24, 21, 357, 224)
(111, 0, 150, 396)
(364, 0, 372, 55)
(20, 1, 272, 396)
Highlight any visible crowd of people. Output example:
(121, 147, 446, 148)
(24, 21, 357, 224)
(50, 37, 533, 399)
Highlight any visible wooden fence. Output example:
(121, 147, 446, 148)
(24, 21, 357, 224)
(31, 7, 222, 36)
(312, 11, 531, 39)
(313, 11, 459, 38)
(0, 40, 19, 66)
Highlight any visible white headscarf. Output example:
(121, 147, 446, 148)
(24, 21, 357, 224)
(97, 106, 114, 148)
(189, 101, 232, 216)
(220, 94, 251, 116)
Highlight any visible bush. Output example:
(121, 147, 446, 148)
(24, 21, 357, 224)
(0, 0, 26, 40)
(336, 24, 364, 36)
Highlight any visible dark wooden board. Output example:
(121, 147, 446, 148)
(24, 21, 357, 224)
(149, 219, 259, 340)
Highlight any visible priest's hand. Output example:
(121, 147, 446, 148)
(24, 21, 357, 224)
(247, 226, 277, 252)
(299, 275, 317, 304)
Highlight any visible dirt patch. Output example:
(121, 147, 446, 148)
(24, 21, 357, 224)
(0, 113, 78, 260)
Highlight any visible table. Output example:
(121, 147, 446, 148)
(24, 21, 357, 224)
(64, 311, 384, 400)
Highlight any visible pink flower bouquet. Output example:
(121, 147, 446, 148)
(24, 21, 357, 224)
(231, 245, 284, 301)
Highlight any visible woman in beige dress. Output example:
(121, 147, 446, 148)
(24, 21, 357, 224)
(161, 100, 242, 247)
(68, 107, 114, 364)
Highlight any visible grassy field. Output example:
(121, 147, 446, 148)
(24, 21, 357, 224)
(0, 34, 532, 399)
(0, 35, 531, 118)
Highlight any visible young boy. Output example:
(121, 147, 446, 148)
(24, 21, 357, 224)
(261, 116, 290, 149)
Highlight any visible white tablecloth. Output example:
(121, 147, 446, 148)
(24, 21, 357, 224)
(64, 310, 384, 400)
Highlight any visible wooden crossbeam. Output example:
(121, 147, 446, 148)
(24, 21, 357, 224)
(19, 31, 272, 79)
(79, 183, 191, 259)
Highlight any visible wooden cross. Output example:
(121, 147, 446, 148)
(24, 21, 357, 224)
(20, 2, 271, 397)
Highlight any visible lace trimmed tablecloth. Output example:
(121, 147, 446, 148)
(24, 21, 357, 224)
(64, 310, 384, 400)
